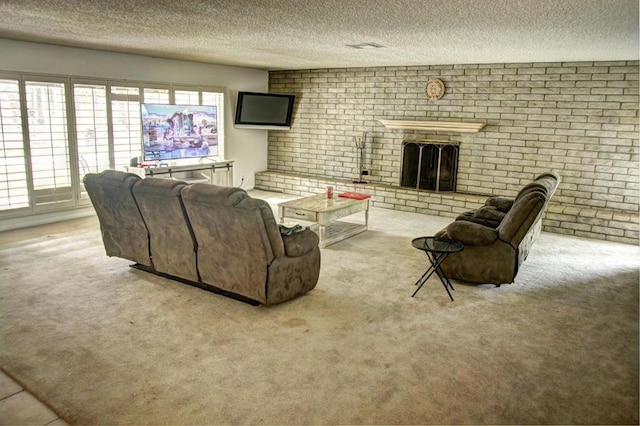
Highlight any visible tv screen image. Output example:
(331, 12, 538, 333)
(141, 103, 218, 162)
(234, 92, 295, 129)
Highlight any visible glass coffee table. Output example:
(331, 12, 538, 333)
(278, 193, 369, 248)
(411, 236, 464, 301)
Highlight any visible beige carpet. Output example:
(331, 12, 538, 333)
(0, 191, 638, 425)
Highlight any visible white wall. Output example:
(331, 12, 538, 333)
(0, 39, 270, 188)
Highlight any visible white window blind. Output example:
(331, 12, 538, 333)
(203, 91, 224, 159)
(74, 84, 109, 199)
(110, 86, 141, 169)
(175, 90, 199, 105)
(25, 81, 73, 208)
(0, 79, 28, 211)
(143, 88, 170, 104)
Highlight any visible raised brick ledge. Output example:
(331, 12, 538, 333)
(255, 170, 638, 245)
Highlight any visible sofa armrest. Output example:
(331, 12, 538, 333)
(446, 220, 499, 246)
(485, 196, 514, 212)
(281, 229, 319, 257)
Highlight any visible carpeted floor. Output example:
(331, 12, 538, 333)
(0, 190, 638, 425)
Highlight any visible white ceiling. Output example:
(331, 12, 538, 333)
(0, 0, 637, 71)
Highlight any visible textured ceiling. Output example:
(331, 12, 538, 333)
(0, 0, 637, 70)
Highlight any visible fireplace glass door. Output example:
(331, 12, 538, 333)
(401, 142, 459, 192)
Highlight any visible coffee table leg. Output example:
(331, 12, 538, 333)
(278, 206, 284, 223)
(318, 224, 325, 245)
(364, 201, 369, 228)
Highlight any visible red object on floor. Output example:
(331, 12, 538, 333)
(338, 192, 371, 200)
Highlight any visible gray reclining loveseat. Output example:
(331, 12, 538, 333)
(435, 172, 560, 285)
(83, 170, 321, 305)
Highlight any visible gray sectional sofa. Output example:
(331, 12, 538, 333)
(435, 172, 560, 285)
(83, 170, 321, 305)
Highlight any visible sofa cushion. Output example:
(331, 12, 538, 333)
(446, 220, 499, 246)
(455, 207, 502, 228)
(132, 178, 198, 282)
(455, 211, 475, 221)
(485, 196, 514, 212)
(83, 171, 152, 267)
(181, 184, 278, 302)
(475, 206, 507, 222)
(498, 191, 546, 245)
(514, 173, 558, 201)
(456, 215, 501, 228)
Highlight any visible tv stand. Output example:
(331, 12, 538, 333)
(125, 160, 233, 186)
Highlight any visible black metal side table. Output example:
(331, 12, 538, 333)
(411, 237, 464, 301)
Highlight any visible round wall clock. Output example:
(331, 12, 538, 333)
(425, 78, 445, 100)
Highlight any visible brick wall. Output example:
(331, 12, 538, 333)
(257, 61, 639, 244)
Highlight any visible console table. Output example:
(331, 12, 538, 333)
(125, 160, 233, 186)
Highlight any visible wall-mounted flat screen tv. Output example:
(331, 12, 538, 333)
(234, 91, 295, 130)
(141, 103, 218, 162)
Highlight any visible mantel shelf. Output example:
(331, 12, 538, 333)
(379, 119, 485, 133)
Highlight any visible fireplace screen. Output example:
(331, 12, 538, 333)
(401, 141, 459, 192)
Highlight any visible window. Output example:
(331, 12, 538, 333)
(0, 73, 226, 219)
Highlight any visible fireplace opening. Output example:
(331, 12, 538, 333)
(401, 140, 459, 192)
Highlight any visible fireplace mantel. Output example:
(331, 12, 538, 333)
(379, 119, 485, 133)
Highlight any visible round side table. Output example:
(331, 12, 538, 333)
(411, 236, 464, 301)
